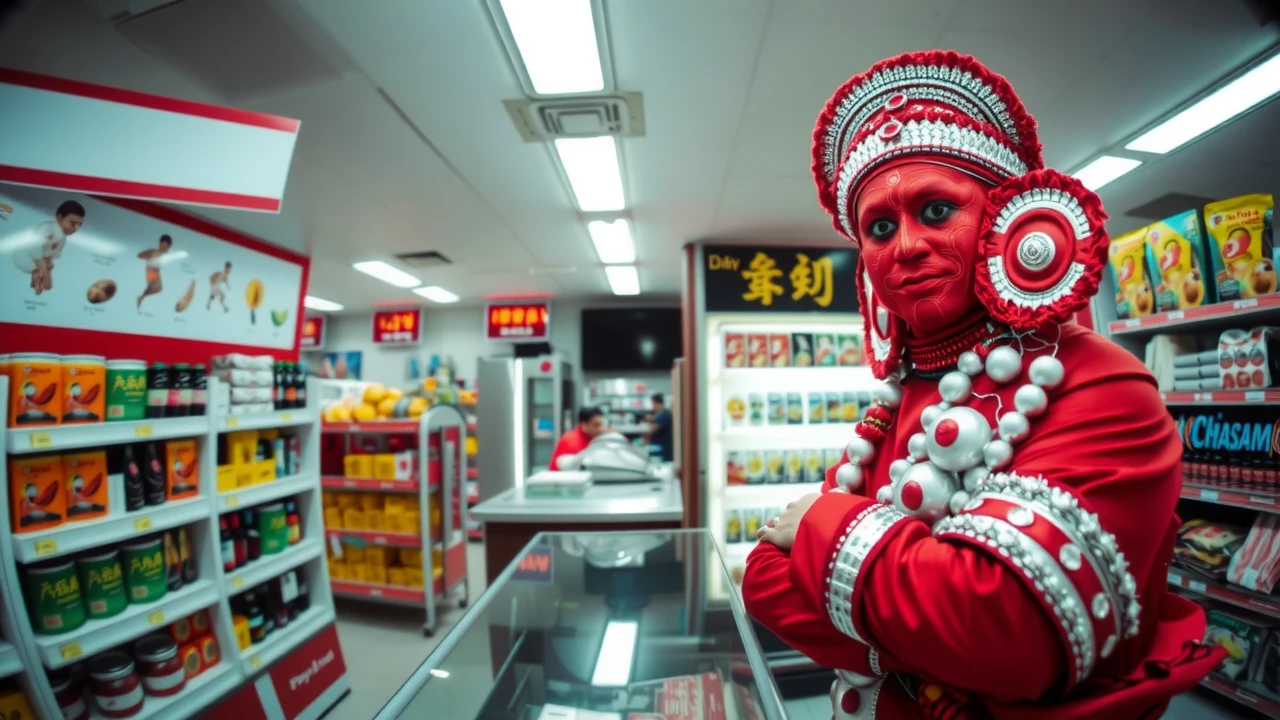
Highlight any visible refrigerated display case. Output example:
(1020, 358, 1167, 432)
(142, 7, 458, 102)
(476, 356, 576, 502)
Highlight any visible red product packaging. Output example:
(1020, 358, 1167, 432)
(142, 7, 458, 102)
(724, 334, 745, 368)
(768, 334, 791, 368)
(746, 335, 768, 368)
(653, 671, 727, 720)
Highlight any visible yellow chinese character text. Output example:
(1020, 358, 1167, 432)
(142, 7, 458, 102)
(791, 253, 834, 308)
(741, 252, 784, 306)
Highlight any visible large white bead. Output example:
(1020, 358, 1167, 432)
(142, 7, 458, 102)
(963, 465, 990, 493)
(873, 381, 903, 409)
(920, 403, 944, 430)
(938, 371, 973, 404)
(957, 351, 984, 377)
(889, 458, 913, 482)
(984, 346, 1022, 384)
(925, 406, 992, 473)
(983, 439, 1014, 470)
(1014, 384, 1048, 418)
(948, 490, 972, 516)
(1028, 355, 1065, 389)
(998, 411, 1031, 443)
(876, 485, 892, 504)
(835, 462, 864, 491)
(894, 461, 960, 525)
(907, 432, 928, 461)
(847, 436, 876, 465)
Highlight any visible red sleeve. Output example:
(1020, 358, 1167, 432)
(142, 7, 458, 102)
(548, 429, 585, 469)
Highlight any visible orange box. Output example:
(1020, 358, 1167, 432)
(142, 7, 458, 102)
(189, 609, 211, 638)
(170, 615, 194, 645)
(61, 354, 105, 424)
(368, 565, 388, 585)
(165, 440, 200, 500)
(387, 567, 408, 586)
(9, 455, 65, 533)
(365, 510, 386, 531)
(8, 352, 62, 427)
(324, 507, 343, 529)
(62, 451, 108, 522)
(359, 494, 383, 512)
(179, 642, 204, 679)
(198, 635, 220, 669)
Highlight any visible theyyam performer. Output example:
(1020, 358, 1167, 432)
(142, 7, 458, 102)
(741, 51, 1224, 719)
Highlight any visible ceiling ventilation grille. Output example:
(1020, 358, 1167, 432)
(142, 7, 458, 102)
(395, 251, 452, 268)
(504, 92, 646, 142)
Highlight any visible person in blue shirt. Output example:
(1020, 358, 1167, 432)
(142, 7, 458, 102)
(648, 393, 673, 462)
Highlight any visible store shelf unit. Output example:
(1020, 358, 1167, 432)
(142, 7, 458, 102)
(320, 475, 424, 493)
(320, 401, 470, 635)
(1180, 484, 1280, 515)
(0, 376, 337, 720)
(1200, 674, 1280, 719)
(1167, 569, 1280, 620)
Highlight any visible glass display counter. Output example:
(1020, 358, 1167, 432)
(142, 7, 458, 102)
(376, 530, 785, 720)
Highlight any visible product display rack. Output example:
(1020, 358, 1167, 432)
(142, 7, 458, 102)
(463, 395, 482, 542)
(0, 375, 340, 720)
(321, 404, 470, 636)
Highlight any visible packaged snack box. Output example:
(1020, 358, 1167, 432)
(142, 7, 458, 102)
(825, 392, 841, 422)
(725, 509, 743, 543)
(805, 449, 825, 484)
(165, 439, 199, 500)
(814, 334, 838, 366)
(63, 451, 108, 521)
(724, 333, 746, 368)
(785, 393, 804, 424)
(1108, 226, 1157, 319)
(837, 334, 862, 366)
(808, 392, 825, 424)
(1217, 327, 1280, 390)
(746, 451, 765, 484)
(726, 451, 746, 485)
(767, 393, 785, 425)
(792, 333, 815, 366)
(748, 393, 765, 425)
(1205, 194, 1276, 300)
(769, 334, 791, 367)
(1146, 210, 1211, 311)
(784, 450, 804, 483)
(10, 454, 65, 533)
(743, 508, 763, 539)
(766, 450, 784, 483)
(725, 395, 746, 427)
(747, 334, 768, 368)
(1205, 609, 1268, 680)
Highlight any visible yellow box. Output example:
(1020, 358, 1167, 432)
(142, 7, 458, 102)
(347, 564, 369, 583)
(216, 465, 238, 493)
(405, 568, 424, 588)
(432, 546, 443, 574)
(232, 616, 251, 652)
(400, 549, 423, 567)
(0, 689, 34, 720)
(386, 513, 413, 534)
(384, 496, 413, 515)
(366, 510, 386, 531)
(344, 454, 374, 479)
(466, 437, 478, 456)
(335, 493, 359, 510)
(236, 468, 255, 489)
(369, 565, 388, 585)
(322, 492, 336, 507)
(359, 494, 383, 512)
(328, 561, 346, 580)
(372, 453, 397, 480)
(404, 511, 422, 536)
(366, 546, 389, 567)
(324, 507, 343, 530)
(342, 509, 365, 530)
(252, 459, 276, 485)
(388, 568, 408, 586)
(343, 542, 366, 563)
(227, 430, 260, 466)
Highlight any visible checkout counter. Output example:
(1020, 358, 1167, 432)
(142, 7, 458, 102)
(375, 530, 785, 720)
(472, 434, 685, 584)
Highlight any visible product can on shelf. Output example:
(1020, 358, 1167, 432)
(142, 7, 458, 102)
(61, 354, 106, 423)
(169, 364, 192, 417)
(145, 363, 169, 419)
(8, 352, 62, 427)
(259, 503, 288, 554)
(50, 670, 90, 720)
(89, 652, 144, 718)
(191, 364, 207, 416)
(106, 360, 148, 421)
(23, 560, 86, 634)
(121, 537, 167, 603)
(77, 550, 127, 619)
(135, 633, 186, 697)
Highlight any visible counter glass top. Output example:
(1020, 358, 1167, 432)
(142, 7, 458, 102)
(377, 529, 784, 720)
(471, 480, 684, 523)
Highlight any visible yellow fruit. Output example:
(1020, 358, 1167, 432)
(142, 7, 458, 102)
(245, 279, 265, 323)
(377, 397, 397, 417)
(363, 384, 387, 405)
(407, 397, 428, 418)
(422, 377, 439, 392)
(353, 403, 377, 422)
(385, 387, 403, 401)
(329, 404, 352, 423)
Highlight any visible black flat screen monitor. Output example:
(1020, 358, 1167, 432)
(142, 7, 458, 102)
(580, 308, 682, 372)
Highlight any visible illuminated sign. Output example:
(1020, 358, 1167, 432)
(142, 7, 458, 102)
(486, 302, 549, 341)
(300, 316, 325, 350)
(703, 246, 857, 313)
(371, 308, 422, 345)
(512, 545, 554, 583)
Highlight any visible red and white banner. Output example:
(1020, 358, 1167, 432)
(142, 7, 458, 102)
(0, 69, 300, 213)
(372, 308, 422, 346)
(300, 316, 326, 350)
(485, 301, 549, 341)
(266, 625, 349, 719)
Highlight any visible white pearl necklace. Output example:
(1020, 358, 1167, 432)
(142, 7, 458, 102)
(834, 345, 1065, 525)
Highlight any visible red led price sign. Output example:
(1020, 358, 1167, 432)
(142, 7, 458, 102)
(371, 308, 422, 345)
(486, 302, 549, 341)
(300, 316, 325, 349)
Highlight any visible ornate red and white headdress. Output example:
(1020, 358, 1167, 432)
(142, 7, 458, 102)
(812, 51, 1109, 378)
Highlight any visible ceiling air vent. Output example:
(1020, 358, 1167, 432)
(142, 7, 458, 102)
(504, 92, 646, 142)
(395, 251, 452, 268)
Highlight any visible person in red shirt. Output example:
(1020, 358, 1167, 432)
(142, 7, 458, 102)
(741, 50, 1223, 719)
(549, 407, 606, 470)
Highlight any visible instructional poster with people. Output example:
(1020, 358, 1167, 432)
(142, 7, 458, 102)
(0, 185, 302, 350)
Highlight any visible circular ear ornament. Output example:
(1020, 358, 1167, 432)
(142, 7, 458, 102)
(974, 169, 1109, 330)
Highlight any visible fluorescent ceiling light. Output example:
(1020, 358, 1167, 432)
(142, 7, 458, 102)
(414, 286, 460, 304)
(1126, 52, 1280, 154)
(499, 0, 603, 95)
(353, 261, 421, 288)
(588, 219, 635, 264)
(429, 669, 450, 679)
(1071, 156, 1143, 191)
(591, 620, 638, 686)
(304, 295, 344, 312)
(555, 136, 625, 212)
(605, 265, 640, 296)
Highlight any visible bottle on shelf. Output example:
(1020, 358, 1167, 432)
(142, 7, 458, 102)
(221, 517, 234, 573)
(142, 443, 166, 506)
(123, 444, 146, 512)
(191, 364, 207, 416)
(146, 363, 169, 419)
(231, 513, 247, 568)
(273, 361, 285, 411)
(178, 526, 197, 584)
(170, 363, 192, 417)
(245, 591, 266, 644)
(285, 501, 300, 545)
(245, 508, 261, 562)
(284, 363, 299, 409)
(163, 531, 183, 592)
(297, 577, 310, 614)
(296, 362, 308, 408)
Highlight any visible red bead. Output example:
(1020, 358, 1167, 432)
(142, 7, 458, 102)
(901, 481, 923, 510)
(841, 689, 861, 713)
(934, 418, 960, 447)
(867, 405, 892, 423)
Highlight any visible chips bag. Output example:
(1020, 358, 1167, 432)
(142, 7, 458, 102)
(1146, 209, 1211, 311)
(1204, 193, 1276, 300)
(1108, 226, 1158, 319)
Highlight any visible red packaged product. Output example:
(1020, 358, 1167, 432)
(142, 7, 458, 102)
(724, 333, 745, 368)
(768, 334, 791, 368)
(746, 335, 768, 368)
(1228, 513, 1280, 593)
(89, 652, 144, 718)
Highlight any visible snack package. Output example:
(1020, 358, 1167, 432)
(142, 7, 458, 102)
(746, 451, 766, 484)
(792, 333, 815, 367)
(744, 508, 763, 539)
(1205, 609, 1269, 680)
(1108, 226, 1157, 319)
(767, 393, 785, 425)
(841, 392, 859, 423)
(1147, 210, 1211, 311)
(747, 334, 769, 368)
(784, 450, 804, 483)
(1205, 194, 1276, 301)
(1228, 513, 1280, 593)
(725, 509, 743, 543)
(769, 334, 791, 367)
(724, 333, 746, 368)
(766, 450, 784, 484)
(815, 334, 838, 366)
(726, 451, 746, 486)
(748, 393, 765, 425)
(824, 448, 844, 474)
(1218, 327, 1278, 391)
(837, 334, 862, 366)
(725, 395, 746, 428)
(805, 449, 825, 484)
(856, 391, 873, 419)
(786, 392, 804, 425)
(1174, 518, 1247, 579)
(808, 392, 825, 424)
(825, 392, 842, 423)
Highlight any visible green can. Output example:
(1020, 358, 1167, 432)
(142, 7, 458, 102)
(24, 561, 86, 635)
(121, 537, 166, 604)
(105, 360, 147, 421)
(77, 550, 127, 619)
(259, 503, 289, 555)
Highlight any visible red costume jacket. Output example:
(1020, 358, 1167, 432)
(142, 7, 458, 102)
(743, 324, 1223, 718)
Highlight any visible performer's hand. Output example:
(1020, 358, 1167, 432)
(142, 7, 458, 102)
(757, 493, 821, 550)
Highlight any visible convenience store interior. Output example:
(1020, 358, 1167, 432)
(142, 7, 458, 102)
(1, 0, 1280, 719)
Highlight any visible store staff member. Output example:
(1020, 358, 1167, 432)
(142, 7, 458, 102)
(550, 407, 606, 470)
(648, 393, 673, 462)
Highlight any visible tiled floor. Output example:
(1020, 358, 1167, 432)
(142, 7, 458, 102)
(325, 544, 1255, 719)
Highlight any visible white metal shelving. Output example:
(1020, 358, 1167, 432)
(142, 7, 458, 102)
(0, 641, 20, 677)
(218, 471, 318, 512)
(223, 538, 324, 595)
(6, 415, 208, 455)
(240, 606, 335, 673)
(13, 495, 208, 563)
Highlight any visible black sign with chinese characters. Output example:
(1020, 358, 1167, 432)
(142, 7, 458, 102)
(702, 246, 858, 313)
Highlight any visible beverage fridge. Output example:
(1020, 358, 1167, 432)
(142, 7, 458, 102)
(476, 355, 576, 503)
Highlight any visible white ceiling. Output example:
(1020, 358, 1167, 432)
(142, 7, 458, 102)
(0, 0, 1276, 312)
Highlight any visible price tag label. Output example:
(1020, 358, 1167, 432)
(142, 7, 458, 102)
(1167, 311, 1185, 320)
(370, 588, 383, 597)
(1235, 298, 1260, 310)
(28, 432, 52, 449)
(250, 655, 262, 669)
(60, 642, 83, 661)
(233, 577, 245, 590)
(281, 413, 292, 421)
(226, 496, 240, 509)
(1250, 495, 1277, 505)
(135, 424, 153, 438)
(329, 534, 344, 559)
(1189, 581, 1207, 593)
(34, 538, 58, 557)
(1238, 689, 1259, 703)
(380, 482, 394, 490)
(148, 610, 165, 625)
(344, 480, 356, 489)
(1200, 392, 1214, 402)
(1201, 490, 1219, 502)
(226, 418, 239, 429)
(1124, 318, 1140, 328)
(373, 536, 387, 546)
(134, 516, 152, 532)
(1247, 391, 1266, 402)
